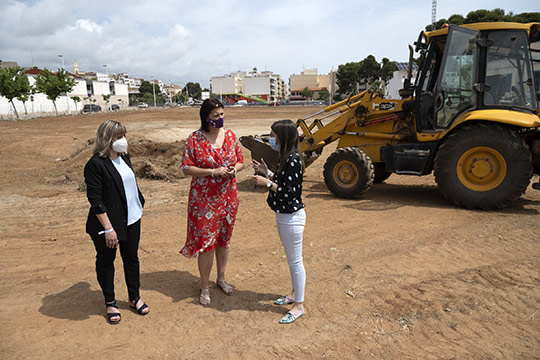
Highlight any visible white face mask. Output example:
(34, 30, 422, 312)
(111, 137, 128, 153)
(268, 136, 279, 151)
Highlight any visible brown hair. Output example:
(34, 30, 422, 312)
(271, 119, 303, 173)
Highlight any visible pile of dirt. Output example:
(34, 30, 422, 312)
(128, 138, 186, 181)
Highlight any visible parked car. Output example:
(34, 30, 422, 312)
(82, 104, 101, 113)
(138, 102, 149, 108)
(109, 104, 120, 111)
(233, 100, 248, 107)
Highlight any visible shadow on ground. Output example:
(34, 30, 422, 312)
(141, 270, 285, 314)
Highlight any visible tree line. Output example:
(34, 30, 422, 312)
(0, 66, 76, 117)
(0, 66, 210, 116)
(335, 56, 398, 100)
(427, 8, 540, 31)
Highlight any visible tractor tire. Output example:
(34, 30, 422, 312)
(323, 147, 374, 198)
(434, 123, 532, 210)
(373, 163, 392, 183)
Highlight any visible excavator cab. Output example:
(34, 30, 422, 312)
(413, 24, 538, 132)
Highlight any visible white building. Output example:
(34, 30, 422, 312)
(385, 62, 418, 99)
(0, 68, 129, 117)
(211, 68, 287, 103)
(210, 74, 243, 94)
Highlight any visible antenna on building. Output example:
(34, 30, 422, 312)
(431, 0, 437, 29)
(30, 51, 35, 67)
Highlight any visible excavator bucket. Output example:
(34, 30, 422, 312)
(239, 135, 279, 171)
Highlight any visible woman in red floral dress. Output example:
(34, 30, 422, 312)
(180, 98, 244, 306)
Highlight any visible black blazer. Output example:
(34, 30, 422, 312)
(84, 153, 145, 240)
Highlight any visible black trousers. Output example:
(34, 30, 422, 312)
(91, 220, 141, 304)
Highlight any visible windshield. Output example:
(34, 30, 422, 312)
(484, 30, 538, 110)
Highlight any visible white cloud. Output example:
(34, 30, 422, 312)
(170, 24, 190, 38)
(1, 0, 538, 86)
(72, 19, 103, 34)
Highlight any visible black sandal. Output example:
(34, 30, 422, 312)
(105, 300, 121, 324)
(130, 298, 149, 315)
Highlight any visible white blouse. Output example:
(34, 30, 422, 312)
(111, 156, 143, 226)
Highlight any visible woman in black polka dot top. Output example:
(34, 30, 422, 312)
(266, 150, 305, 213)
(250, 119, 307, 324)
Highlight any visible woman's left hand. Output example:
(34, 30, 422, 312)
(104, 229, 119, 249)
(224, 166, 237, 178)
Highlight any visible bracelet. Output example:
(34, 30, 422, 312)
(266, 169, 272, 178)
(211, 169, 215, 178)
(233, 168, 237, 176)
(98, 228, 114, 235)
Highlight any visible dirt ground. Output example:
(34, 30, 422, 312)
(1, 106, 539, 359)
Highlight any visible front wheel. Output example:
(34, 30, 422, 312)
(434, 123, 532, 209)
(323, 147, 374, 198)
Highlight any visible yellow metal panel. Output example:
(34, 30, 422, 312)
(336, 135, 382, 162)
(416, 109, 540, 142)
(450, 109, 540, 129)
(417, 132, 442, 141)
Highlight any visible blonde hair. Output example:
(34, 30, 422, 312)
(93, 120, 127, 157)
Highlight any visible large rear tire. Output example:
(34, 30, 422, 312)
(434, 123, 532, 209)
(323, 147, 374, 198)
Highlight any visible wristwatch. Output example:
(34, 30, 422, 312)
(266, 181, 273, 188)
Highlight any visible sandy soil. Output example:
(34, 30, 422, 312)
(1, 106, 539, 359)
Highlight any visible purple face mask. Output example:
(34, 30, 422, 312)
(208, 116, 225, 128)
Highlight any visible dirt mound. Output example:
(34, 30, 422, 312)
(128, 139, 186, 181)
(45, 138, 186, 188)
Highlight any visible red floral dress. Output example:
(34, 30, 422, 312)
(180, 129, 243, 257)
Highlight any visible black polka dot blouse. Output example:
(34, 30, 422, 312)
(266, 152, 305, 214)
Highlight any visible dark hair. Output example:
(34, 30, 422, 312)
(199, 98, 224, 132)
(271, 119, 303, 172)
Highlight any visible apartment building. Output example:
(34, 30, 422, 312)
(211, 68, 287, 104)
(289, 68, 330, 101)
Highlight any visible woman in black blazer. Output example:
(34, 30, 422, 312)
(84, 120, 149, 324)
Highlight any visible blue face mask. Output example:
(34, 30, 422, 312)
(208, 116, 225, 128)
(268, 137, 279, 151)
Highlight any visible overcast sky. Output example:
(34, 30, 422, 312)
(1, 0, 538, 88)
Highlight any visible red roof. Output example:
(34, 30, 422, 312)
(24, 67, 84, 79)
(25, 68, 46, 75)
(290, 87, 328, 92)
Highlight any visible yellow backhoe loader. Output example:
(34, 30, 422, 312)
(240, 22, 540, 209)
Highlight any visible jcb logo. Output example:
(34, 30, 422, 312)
(372, 102, 397, 111)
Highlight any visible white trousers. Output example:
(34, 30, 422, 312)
(275, 208, 306, 303)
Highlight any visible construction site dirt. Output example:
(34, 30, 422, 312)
(1, 106, 539, 359)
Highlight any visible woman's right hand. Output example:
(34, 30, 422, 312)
(213, 166, 231, 178)
(251, 158, 268, 176)
(105, 230, 118, 248)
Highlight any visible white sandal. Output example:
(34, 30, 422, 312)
(217, 279, 234, 295)
(200, 288, 211, 307)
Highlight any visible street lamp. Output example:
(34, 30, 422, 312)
(58, 54, 70, 114)
(151, 77, 156, 107)
(219, 79, 222, 103)
(103, 65, 111, 111)
(57, 54, 65, 69)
